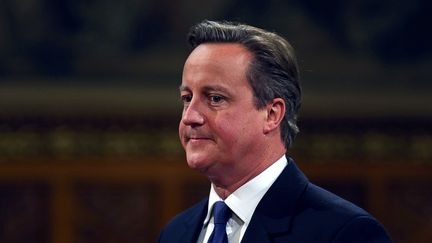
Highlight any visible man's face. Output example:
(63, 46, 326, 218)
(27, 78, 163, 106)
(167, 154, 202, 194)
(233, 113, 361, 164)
(179, 43, 268, 181)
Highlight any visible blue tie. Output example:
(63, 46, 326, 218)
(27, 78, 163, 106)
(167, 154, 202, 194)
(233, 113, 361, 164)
(208, 201, 232, 243)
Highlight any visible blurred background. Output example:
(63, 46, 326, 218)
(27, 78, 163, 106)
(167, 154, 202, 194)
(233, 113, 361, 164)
(0, 0, 431, 242)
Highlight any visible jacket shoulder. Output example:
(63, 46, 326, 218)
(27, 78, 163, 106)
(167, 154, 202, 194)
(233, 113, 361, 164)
(332, 215, 393, 243)
(293, 183, 392, 242)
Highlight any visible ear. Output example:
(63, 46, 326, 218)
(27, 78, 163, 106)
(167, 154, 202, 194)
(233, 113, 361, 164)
(263, 98, 285, 134)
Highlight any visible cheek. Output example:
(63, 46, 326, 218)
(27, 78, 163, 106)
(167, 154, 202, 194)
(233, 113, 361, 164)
(213, 114, 247, 145)
(178, 123, 185, 144)
(223, 111, 264, 139)
(178, 121, 183, 133)
(215, 124, 238, 146)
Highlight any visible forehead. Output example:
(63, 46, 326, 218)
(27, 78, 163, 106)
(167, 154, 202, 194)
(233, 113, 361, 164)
(185, 43, 252, 67)
(182, 43, 253, 89)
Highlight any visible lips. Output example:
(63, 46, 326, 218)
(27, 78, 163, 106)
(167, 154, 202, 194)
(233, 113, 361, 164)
(188, 136, 208, 140)
(186, 136, 212, 142)
(183, 130, 214, 143)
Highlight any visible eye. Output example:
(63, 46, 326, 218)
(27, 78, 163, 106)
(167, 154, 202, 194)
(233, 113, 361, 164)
(181, 94, 192, 104)
(210, 95, 223, 103)
(209, 94, 226, 105)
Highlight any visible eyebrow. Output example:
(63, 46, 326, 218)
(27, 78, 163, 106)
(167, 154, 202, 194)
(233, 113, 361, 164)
(203, 85, 232, 95)
(179, 84, 232, 96)
(179, 85, 189, 92)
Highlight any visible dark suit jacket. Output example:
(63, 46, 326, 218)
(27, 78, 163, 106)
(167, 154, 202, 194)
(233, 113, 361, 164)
(158, 159, 393, 242)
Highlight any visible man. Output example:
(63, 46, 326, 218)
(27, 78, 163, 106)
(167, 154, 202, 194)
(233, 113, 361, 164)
(158, 20, 392, 243)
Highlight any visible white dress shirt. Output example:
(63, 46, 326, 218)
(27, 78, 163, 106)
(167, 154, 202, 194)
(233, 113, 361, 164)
(197, 155, 288, 243)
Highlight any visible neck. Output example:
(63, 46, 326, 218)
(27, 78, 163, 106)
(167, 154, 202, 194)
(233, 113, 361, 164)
(212, 146, 286, 199)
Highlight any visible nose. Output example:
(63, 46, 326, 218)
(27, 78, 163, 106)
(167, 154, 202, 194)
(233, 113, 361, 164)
(181, 100, 205, 127)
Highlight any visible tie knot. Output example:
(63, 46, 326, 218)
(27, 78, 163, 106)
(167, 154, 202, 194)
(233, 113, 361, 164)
(213, 201, 231, 225)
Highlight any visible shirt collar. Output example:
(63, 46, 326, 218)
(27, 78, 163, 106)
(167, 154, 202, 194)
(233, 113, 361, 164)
(203, 155, 288, 225)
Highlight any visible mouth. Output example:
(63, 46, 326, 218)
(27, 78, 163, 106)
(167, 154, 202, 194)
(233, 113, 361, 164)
(184, 134, 214, 144)
(182, 129, 214, 145)
(186, 136, 212, 142)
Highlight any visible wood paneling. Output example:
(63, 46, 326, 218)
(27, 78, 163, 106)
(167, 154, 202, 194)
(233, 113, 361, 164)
(0, 158, 431, 242)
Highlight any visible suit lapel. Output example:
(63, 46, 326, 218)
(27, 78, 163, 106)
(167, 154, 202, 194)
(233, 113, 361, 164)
(178, 199, 208, 243)
(241, 159, 309, 242)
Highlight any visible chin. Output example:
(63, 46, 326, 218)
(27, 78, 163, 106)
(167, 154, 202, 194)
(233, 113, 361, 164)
(185, 153, 212, 172)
